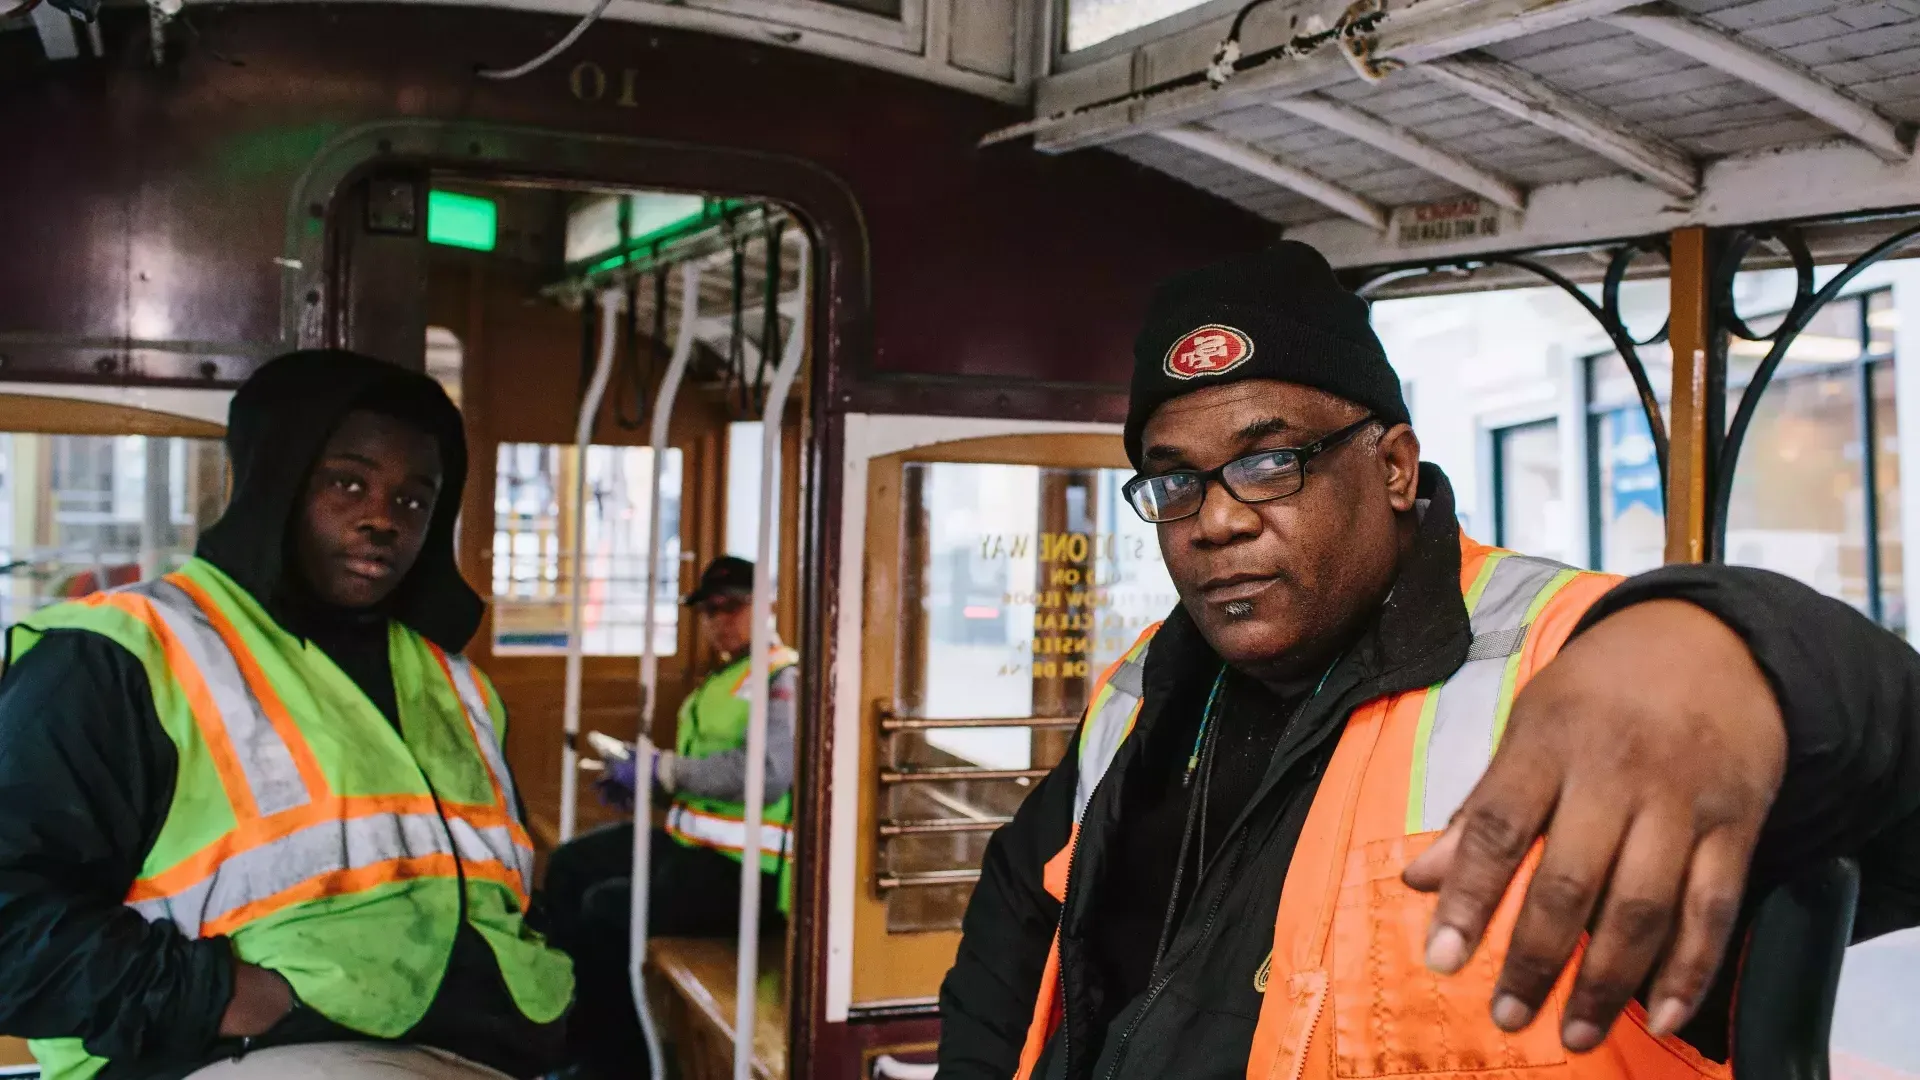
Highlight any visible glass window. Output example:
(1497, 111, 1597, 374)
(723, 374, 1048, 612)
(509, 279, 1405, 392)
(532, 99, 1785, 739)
(490, 443, 682, 656)
(1588, 405, 1666, 576)
(725, 421, 766, 562)
(1587, 288, 1900, 629)
(1872, 361, 1902, 634)
(1493, 421, 1566, 563)
(880, 460, 1175, 932)
(1723, 371, 1863, 607)
(0, 433, 228, 627)
(1832, 927, 1920, 1073)
(1868, 290, 1896, 358)
(1065, 0, 1216, 51)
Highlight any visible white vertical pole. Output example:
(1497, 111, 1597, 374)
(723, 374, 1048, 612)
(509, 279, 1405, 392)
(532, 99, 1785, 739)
(734, 247, 809, 1080)
(559, 289, 623, 843)
(629, 262, 703, 1080)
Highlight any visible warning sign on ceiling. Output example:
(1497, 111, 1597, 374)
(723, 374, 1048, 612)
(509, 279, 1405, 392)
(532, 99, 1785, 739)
(1392, 197, 1506, 247)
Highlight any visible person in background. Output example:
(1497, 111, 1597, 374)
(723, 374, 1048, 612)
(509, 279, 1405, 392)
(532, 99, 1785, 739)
(937, 244, 1920, 1080)
(539, 554, 798, 1080)
(0, 350, 572, 1080)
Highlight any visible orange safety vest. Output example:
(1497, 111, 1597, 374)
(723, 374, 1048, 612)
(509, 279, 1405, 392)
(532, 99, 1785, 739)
(1015, 536, 1732, 1080)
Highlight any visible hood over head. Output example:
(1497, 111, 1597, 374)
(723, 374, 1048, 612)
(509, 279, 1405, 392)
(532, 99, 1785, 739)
(196, 349, 481, 652)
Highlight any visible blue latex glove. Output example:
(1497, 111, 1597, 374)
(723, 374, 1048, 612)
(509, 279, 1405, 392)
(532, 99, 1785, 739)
(594, 755, 638, 813)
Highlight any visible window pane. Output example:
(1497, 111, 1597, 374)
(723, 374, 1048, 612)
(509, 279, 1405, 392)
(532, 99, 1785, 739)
(1868, 289, 1896, 357)
(725, 421, 766, 562)
(490, 443, 682, 656)
(1873, 361, 1902, 634)
(1590, 406, 1665, 575)
(0, 433, 228, 627)
(1723, 372, 1866, 612)
(1065, 0, 1214, 50)
(1588, 341, 1674, 419)
(882, 460, 1175, 932)
(1832, 927, 1920, 1073)
(1494, 421, 1565, 562)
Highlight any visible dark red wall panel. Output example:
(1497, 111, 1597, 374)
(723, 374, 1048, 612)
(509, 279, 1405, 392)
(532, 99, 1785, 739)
(0, 7, 1270, 401)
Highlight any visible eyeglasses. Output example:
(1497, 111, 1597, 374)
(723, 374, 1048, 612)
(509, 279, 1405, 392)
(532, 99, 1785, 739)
(1122, 415, 1378, 523)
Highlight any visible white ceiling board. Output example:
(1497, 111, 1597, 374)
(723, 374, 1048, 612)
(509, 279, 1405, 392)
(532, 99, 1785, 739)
(1474, 15, 1626, 61)
(1107, 136, 1326, 224)
(1688, 114, 1843, 155)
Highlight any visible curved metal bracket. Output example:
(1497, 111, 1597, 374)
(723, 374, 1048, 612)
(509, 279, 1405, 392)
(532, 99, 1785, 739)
(1710, 219, 1920, 557)
(1356, 242, 1673, 494)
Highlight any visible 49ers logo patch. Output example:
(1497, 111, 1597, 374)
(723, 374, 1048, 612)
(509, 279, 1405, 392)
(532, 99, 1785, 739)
(1164, 324, 1254, 380)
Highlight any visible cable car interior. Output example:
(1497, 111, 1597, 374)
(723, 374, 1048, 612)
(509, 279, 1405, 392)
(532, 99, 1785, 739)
(3, 0, 1920, 1077)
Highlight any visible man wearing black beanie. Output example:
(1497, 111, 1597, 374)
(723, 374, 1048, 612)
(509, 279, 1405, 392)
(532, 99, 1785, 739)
(938, 242, 1920, 1080)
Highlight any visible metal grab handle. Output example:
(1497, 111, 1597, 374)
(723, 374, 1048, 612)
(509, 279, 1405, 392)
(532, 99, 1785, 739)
(872, 1054, 938, 1079)
(1731, 856, 1859, 1080)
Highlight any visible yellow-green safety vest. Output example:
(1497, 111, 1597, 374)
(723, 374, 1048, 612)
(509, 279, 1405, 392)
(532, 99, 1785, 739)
(10, 559, 573, 1080)
(664, 646, 800, 884)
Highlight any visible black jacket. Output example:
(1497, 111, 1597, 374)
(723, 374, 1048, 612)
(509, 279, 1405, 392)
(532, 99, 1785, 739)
(937, 467, 1920, 1080)
(0, 351, 565, 1079)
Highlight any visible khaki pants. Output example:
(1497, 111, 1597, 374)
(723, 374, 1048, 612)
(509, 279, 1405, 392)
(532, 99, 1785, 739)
(184, 1043, 513, 1079)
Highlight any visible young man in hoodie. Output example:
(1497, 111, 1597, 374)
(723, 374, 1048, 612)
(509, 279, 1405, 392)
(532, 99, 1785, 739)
(0, 351, 572, 1080)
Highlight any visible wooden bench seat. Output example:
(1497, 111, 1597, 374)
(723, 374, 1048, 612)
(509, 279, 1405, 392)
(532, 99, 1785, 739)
(0, 1036, 37, 1077)
(645, 937, 786, 1080)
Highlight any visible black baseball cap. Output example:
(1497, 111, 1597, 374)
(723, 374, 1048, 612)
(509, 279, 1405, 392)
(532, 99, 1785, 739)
(684, 555, 755, 607)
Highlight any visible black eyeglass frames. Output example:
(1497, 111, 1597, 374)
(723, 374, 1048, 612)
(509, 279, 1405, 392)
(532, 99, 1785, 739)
(1121, 415, 1380, 524)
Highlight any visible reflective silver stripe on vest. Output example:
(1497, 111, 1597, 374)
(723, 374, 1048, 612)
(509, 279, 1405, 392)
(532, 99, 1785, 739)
(438, 657, 535, 890)
(1414, 554, 1577, 833)
(1073, 643, 1151, 824)
(441, 659, 526, 815)
(130, 811, 469, 937)
(125, 579, 313, 818)
(447, 816, 535, 894)
(665, 803, 793, 858)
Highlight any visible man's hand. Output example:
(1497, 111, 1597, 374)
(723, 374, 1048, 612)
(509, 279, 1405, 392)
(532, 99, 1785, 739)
(1403, 599, 1786, 1052)
(218, 959, 294, 1038)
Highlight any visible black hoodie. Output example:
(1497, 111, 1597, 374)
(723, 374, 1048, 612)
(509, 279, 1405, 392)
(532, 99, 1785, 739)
(0, 351, 566, 1079)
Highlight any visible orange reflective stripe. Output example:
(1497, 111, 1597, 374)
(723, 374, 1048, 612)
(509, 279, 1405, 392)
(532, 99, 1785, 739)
(424, 644, 534, 852)
(427, 646, 508, 812)
(1013, 932, 1064, 1080)
(200, 852, 467, 938)
(1042, 825, 1075, 904)
(167, 572, 333, 802)
(88, 592, 261, 821)
(126, 793, 447, 902)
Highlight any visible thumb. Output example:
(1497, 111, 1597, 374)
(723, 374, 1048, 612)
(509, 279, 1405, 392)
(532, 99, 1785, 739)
(1402, 820, 1463, 892)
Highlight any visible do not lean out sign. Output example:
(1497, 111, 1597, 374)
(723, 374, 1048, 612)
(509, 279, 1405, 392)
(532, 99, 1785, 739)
(1391, 197, 1510, 248)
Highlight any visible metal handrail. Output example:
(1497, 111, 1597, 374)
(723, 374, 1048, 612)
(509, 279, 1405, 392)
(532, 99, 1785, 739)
(731, 247, 811, 1080)
(880, 713, 1081, 732)
(877, 869, 984, 890)
(880, 767, 1051, 784)
(878, 817, 1013, 837)
(559, 289, 622, 843)
(627, 261, 703, 1080)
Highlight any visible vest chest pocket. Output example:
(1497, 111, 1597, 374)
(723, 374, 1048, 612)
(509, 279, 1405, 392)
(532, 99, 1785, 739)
(1330, 833, 1568, 1077)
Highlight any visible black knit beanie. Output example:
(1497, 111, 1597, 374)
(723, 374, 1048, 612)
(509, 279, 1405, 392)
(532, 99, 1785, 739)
(1123, 242, 1409, 468)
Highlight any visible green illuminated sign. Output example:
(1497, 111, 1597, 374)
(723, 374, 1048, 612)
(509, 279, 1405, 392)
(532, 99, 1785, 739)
(428, 190, 497, 251)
